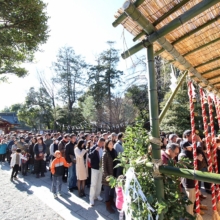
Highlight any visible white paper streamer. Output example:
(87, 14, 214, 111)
(123, 167, 158, 220)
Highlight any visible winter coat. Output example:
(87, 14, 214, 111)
(74, 147, 88, 180)
(10, 153, 27, 167)
(102, 149, 117, 186)
(116, 186, 124, 210)
(51, 157, 70, 176)
(0, 143, 7, 154)
(33, 143, 46, 160)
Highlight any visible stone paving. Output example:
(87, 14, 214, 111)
(0, 162, 216, 220)
(0, 162, 118, 220)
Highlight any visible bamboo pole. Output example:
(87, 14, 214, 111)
(142, 162, 220, 184)
(146, 44, 164, 220)
(132, 0, 191, 42)
(159, 70, 188, 123)
(122, 1, 219, 94)
(146, 0, 220, 46)
(112, 0, 145, 27)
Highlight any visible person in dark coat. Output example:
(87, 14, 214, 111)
(102, 139, 117, 214)
(28, 137, 37, 174)
(34, 137, 46, 178)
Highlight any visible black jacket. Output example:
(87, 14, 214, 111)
(178, 149, 195, 189)
(34, 143, 46, 158)
(89, 144, 101, 170)
(65, 141, 76, 163)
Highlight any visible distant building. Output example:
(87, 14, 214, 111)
(0, 112, 31, 134)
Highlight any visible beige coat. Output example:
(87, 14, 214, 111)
(74, 147, 88, 180)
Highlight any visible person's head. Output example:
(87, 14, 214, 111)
(28, 132, 32, 137)
(45, 133, 51, 139)
(104, 139, 114, 151)
(1, 139, 6, 144)
(93, 135, 99, 143)
(16, 148, 21, 154)
(32, 137, 37, 144)
(84, 133, 91, 141)
(183, 130, 192, 142)
(117, 132, 124, 141)
(86, 140, 93, 149)
(161, 136, 167, 146)
(77, 139, 85, 150)
(63, 134, 70, 142)
(54, 150, 61, 158)
(102, 133, 108, 140)
(166, 143, 180, 159)
(169, 134, 178, 143)
(176, 138, 182, 145)
(70, 133, 77, 143)
(20, 137, 25, 142)
(37, 137, 43, 144)
(111, 133, 117, 141)
(97, 137, 105, 148)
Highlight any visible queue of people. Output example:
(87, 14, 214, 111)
(0, 131, 124, 215)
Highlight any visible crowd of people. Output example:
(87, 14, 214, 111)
(0, 128, 219, 218)
(159, 129, 220, 217)
(0, 131, 124, 216)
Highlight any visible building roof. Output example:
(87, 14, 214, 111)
(113, 0, 220, 96)
(0, 113, 20, 125)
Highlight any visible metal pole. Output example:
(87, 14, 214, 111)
(159, 70, 188, 123)
(146, 44, 164, 220)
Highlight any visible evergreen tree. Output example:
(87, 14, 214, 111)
(99, 41, 123, 129)
(160, 80, 190, 136)
(53, 46, 87, 125)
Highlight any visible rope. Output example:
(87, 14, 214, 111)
(200, 88, 217, 211)
(149, 136, 162, 146)
(188, 81, 200, 214)
(212, 96, 220, 203)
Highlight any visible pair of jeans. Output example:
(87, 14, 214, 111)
(11, 164, 19, 178)
(21, 163, 27, 175)
(68, 163, 77, 189)
(51, 175, 62, 194)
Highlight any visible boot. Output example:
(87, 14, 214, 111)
(109, 196, 116, 208)
(106, 201, 115, 213)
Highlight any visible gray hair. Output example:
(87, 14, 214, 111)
(166, 143, 179, 151)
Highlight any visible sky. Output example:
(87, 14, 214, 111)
(0, 0, 140, 109)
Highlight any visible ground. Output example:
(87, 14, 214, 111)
(0, 163, 215, 220)
(0, 163, 118, 220)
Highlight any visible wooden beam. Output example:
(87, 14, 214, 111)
(195, 56, 220, 69)
(201, 66, 220, 76)
(183, 38, 220, 57)
(206, 74, 220, 81)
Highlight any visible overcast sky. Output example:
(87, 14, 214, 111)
(0, 0, 140, 109)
